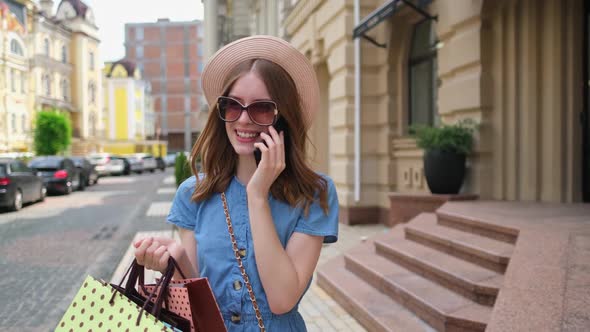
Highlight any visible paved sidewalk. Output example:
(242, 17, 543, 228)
(112, 175, 388, 332)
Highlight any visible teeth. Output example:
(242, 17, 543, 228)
(236, 131, 258, 138)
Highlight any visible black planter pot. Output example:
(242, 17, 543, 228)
(423, 149, 466, 194)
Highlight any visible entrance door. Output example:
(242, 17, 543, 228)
(584, 1, 590, 202)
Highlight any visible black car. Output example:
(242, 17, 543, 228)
(155, 157, 166, 172)
(0, 158, 46, 211)
(71, 156, 99, 187)
(29, 156, 81, 195)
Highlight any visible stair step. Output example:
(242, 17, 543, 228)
(405, 214, 514, 273)
(317, 256, 435, 332)
(436, 211, 519, 244)
(373, 229, 503, 306)
(344, 242, 491, 331)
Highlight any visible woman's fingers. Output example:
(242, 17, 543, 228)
(134, 237, 153, 265)
(134, 237, 178, 273)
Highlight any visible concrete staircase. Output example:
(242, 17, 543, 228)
(317, 210, 518, 332)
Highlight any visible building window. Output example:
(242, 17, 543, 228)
(21, 114, 26, 133)
(136, 27, 144, 40)
(408, 19, 438, 127)
(61, 79, 68, 101)
(89, 112, 96, 137)
(89, 51, 95, 70)
(11, 114, 16, 134)
(89, 82, 96, 103)
(44, 74, 51, 96)
(10, 39, 23, 55)
(61, 45, 67, 63)
(44, 38, 50, 56)
(10, 69, 15, 92)
(136, 45, 144, 58)
(20, 72, 25, 93)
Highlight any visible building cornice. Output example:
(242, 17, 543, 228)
(31, 54, 73, 74)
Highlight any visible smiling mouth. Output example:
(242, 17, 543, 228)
(236, 130, 260, 139)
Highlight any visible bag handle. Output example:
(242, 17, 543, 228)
(221, 192, 266, 332)
(111, 257, 187, 324)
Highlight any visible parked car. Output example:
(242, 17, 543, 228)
(71, 156, 99, 187)
(124, 154, 144, 174)
(88, 153, 125, 176)
(0, 158, 46, 211)
(126, 153, 158, 173)
(29, 156, 81, 195)
(140, 154, 158, 173)
(155, 157, 166, 172)
(163, 153, 176, 167)
(111, 156, 131, 175)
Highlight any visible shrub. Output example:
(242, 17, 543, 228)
(33, 110, 72, 155)
(410, 119, 477, 155)
(174, 152, 192, 187)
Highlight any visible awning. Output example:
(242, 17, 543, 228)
(353, 0, 436, 48)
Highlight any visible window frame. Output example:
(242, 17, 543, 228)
(407, 19, 438, 127)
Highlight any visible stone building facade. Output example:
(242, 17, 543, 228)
(284, 0, 587, 224)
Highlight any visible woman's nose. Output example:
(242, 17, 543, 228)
(237, 108, 252, 124)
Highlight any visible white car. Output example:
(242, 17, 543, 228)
(128, 153, 157, 173)
(88, 153, 125, 176)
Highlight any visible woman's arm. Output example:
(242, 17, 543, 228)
(134, 227, 199, 280)
(247, 195, 323, 315)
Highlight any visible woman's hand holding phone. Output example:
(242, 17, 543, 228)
(248, 125, 285, 197)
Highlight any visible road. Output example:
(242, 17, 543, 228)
(0, 169, 175, 332)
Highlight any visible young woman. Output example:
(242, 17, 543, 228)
(134, 35, 339, 331)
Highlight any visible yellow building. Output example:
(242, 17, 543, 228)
(102, 59, 165, 156)
(283, 0, 588, 227)
(32, 0, 102, 155)
(0, 0, 34, 153)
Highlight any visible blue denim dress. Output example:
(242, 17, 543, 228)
(167, 174, 339, 331)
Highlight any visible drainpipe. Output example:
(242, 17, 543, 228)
(354, 0, 361, 203)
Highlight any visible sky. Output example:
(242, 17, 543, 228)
(50, 0, 204, 64)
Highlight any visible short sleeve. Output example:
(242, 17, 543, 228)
(167, 175, 198, 230)
(294, 175, 339, 243)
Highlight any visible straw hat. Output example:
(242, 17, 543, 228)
(201, 35, 319, 127)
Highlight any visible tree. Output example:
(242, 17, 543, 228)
(33, 110, 72, 155)
(174, 152, 193, 187)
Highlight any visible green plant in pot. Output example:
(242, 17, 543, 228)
(411, 119, 477, 194)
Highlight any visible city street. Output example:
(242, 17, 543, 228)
(0, 169, 174, 332)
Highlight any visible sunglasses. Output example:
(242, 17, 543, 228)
(217, 96, 279, 126)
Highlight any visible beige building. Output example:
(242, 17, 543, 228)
(0, 1, 32, 153)
(33, 0, 102, 155)
(283, 0, 589, 225)
(201, 0, 283, 60)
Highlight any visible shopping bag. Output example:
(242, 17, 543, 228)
(56, 258, 191, 332)
(139, 260, 226, 332)
(56, 275, 181, 331)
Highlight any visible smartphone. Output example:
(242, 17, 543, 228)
(254, 119, 286, 166)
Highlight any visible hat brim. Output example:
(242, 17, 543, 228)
(201, 35, 319, 127)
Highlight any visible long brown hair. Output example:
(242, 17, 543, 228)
(190, 59, 328, 215)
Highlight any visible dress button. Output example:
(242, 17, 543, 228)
(231, 314, 241, 323)
(233, 280, 242, 290)
(238, 248, 246, 257)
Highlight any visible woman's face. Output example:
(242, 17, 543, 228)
(225, 71, 273, 156)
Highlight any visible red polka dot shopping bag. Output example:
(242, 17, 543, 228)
(56, 258, 191, 332)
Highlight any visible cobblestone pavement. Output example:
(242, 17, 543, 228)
(0, 171, 172, 332)
(112, 175, 389, 332)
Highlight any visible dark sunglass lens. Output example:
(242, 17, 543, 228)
(219, 98, 242, 121)
(249, 102, 276, 125)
